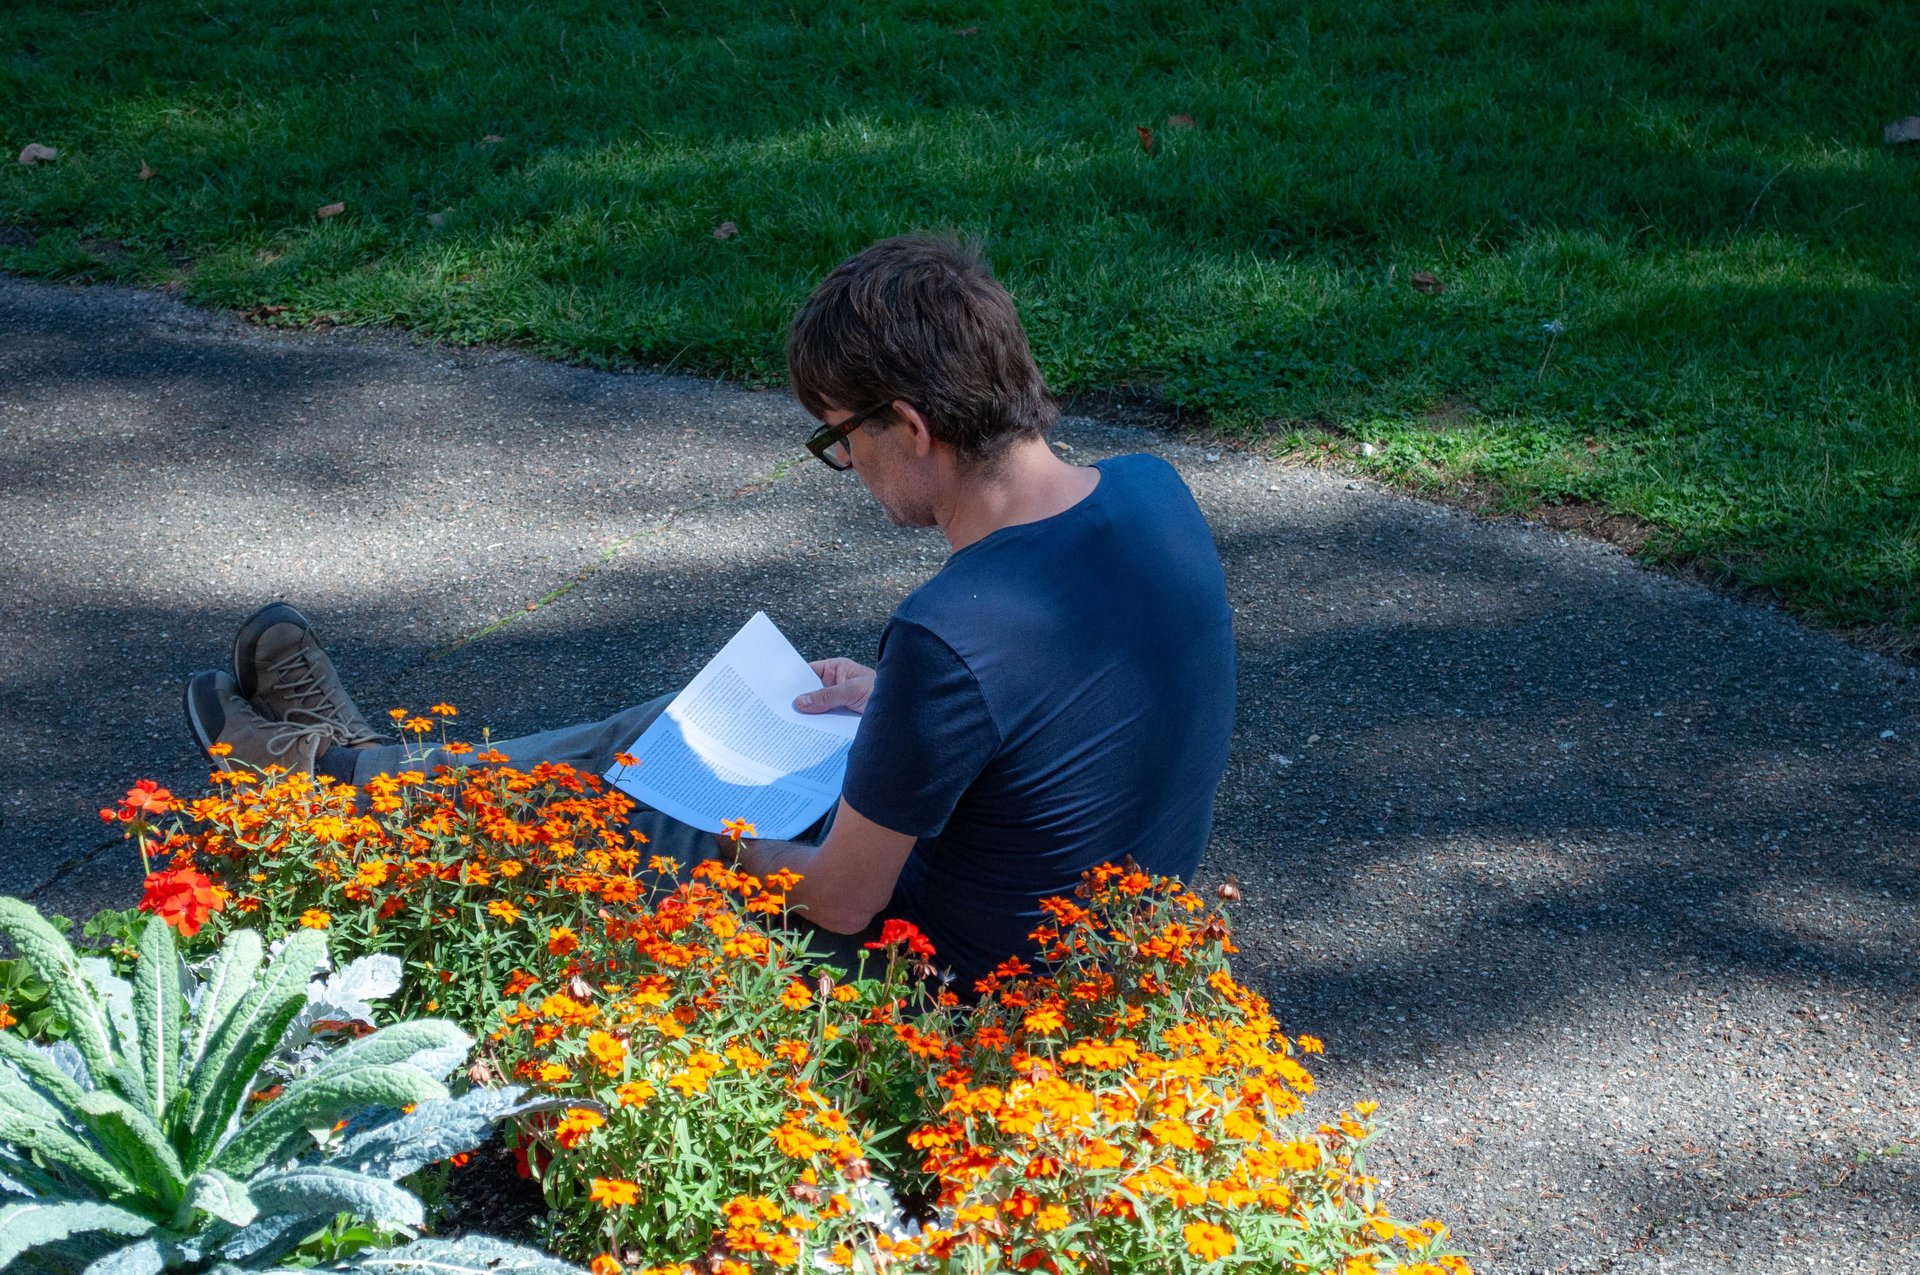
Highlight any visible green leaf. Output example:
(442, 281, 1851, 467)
(0, 1199, 155, 1269)
(212, 1064, 448, 1179)
(183, 1167, 258, 1227)
(0, 1025, 91, 1110)
(0, 1065, 137, 1200)
(79, 957, 147, 1106)
(129, 917, 181, 1127)
(74, 1089, 186, 1213)
(0, 898, 118, 1089)
(302, 1021, 471, 1087)
(81, 1235, 183, 1275)
(184, 930, 262, 1073)
(182, 929, 327, 1171)
(245, 1165, 423, 1232)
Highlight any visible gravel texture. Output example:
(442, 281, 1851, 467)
(2, 276, 1916, 1273)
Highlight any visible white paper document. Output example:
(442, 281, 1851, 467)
(604, 612, 860, 841)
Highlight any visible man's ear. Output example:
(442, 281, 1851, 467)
(892, 400, 937, 458)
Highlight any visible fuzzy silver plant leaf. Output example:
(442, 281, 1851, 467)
(285, 955, 403, 1054)
(336, 1234, 587, 1275)
(334, 1086, 562, 1181)
(246, 1164, 424, 1232)
(81, 1234, 188, 1275)
(214, 1209, 334, 1265)
(38, 1040, 96, 1092)
(316, 954, 402, 1006)
(185, 1167, 258, 1227)
(0, 1200, 157, 1270)
(78, 957, 147, 1105)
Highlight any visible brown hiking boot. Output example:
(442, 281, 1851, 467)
(183, 670, 335, 773)
(231, 603, 389, 748)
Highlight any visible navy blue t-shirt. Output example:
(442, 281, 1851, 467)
(841, 454, 1236, 990)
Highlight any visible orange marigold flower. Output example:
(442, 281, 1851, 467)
(547, 925, 579, 956)
(487, 899, 521, 924)
(0, 1004, 15, 1031)
(388, 707, 408, 721)
(430, 702, 458, 716)
(588, 1258, 621, 1275)
(615, 1079, 656, 1107)
(1183, 1221, 1235, 1262)
(780, 981, 813, 1011)
(503, 969, 537, 996)
(721, 817, 756, 842)
(555, 1107, 605, 1148)
(137, 866, 225, 938)
(589, 1177, 638, 1209)
(1022, 1003, 1065, 1035)
(298, 908, 331, 930)
(1298, 1034, 1325, 1054)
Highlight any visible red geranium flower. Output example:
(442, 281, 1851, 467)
(864, 917, 936, 960)
(100, 779, 175, 825)
(138, 866, 224, 938)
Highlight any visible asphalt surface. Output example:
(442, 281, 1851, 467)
(2, 276, 1916, 1273)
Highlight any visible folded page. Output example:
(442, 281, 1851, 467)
(605, 612, 860, 841)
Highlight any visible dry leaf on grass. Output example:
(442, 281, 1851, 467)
(1885, 117, 1920, 144)
(957, 26, 978, 36)
(1136, 125, 1155, 152)
(1167, 113, 1197, 130)
(18, 143, 58, 165)
(481, 134, 505, 144)
(137, 160, 155, 180)
(316, 201, 346, 219)
(1410, 270, 1445, 294)
(712, 220, 739, 240)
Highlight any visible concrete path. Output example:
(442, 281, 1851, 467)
(2, 276, 1915, 1273)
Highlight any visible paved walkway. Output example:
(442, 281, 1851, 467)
(2, 276, 1915, 1273)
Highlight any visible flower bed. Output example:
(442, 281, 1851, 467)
(39, 720, 1476, 1275)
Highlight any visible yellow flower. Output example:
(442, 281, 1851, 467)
(1035, 1204, 1072, 1232)
(487, 899, 521, 924)
(430, 702, 458, 717)
(298, 909, 331, 930)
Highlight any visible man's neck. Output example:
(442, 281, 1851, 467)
(937, 438, 1100, 552)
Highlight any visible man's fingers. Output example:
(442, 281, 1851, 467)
(794, 677, 871, 713)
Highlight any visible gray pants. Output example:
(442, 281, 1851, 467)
(347, 694, 867, 967)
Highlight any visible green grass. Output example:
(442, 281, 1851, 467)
(4, 0, 1916, 640)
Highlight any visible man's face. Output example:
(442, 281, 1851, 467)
(822, 405, 937, 531)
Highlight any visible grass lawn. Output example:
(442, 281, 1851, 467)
(4, 0, 1916, 643)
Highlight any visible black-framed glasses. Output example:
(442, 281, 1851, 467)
(805, 400, 897, 471)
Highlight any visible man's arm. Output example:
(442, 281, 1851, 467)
(723, 798, 915, 935)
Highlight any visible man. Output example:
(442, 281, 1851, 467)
(185, 235, 1236, 990)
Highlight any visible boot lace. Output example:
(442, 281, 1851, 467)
(266, 648, 386, 746)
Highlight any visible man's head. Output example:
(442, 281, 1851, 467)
(787, 235, 1057, 474)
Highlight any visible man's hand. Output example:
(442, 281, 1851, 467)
(795, 657, 875, 715)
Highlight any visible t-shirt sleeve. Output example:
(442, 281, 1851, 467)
(840, 618, 999, 839)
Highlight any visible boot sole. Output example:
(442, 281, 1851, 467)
(232, 601, 310, 700)
(183, 670, 229, 760)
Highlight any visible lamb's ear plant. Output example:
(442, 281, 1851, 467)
(0, 897, 572, 1275)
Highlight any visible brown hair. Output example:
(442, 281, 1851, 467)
(786, 235, 1057, 468)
